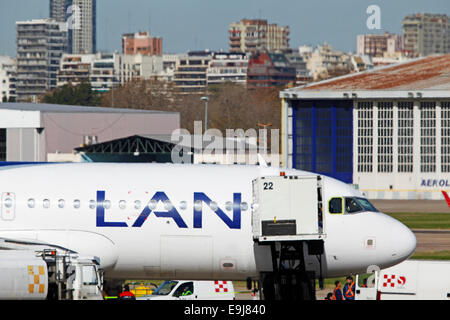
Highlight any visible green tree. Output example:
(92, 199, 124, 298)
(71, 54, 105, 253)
(41, 81, 101, 106)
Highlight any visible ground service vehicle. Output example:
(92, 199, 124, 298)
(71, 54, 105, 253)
(138, 280, 235, 300)
(0, 249, 103, 300)
(356, 260, 450, 300)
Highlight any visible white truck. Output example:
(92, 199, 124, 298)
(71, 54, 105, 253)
(0, 249, 104, 300)
(355, 260, 450, 300)
(138, 280, 236, 300)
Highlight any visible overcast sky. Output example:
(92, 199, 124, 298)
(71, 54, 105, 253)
(0, 0, 449, 56)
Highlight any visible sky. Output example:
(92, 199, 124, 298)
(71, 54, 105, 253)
(0, 0, 449, 56)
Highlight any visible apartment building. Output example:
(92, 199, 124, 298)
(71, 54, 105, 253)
(174, 51, 212, 93)
(58, 52, 163, 91)
(122, 31, 162, 56)
(301, 43, 353, 81)
(229, 19, 290, 53)
(402, 13, 449, 57)
(357, 32, 403, 57)
(207, 52, 249, 85)
(247, 51, 296, 89)
(0, 56, 17, 102)
(16, 19, 68, 102)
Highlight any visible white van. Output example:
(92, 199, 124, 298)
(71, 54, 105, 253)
(356, 260, 450, 300)
(137, 280, 235, 300)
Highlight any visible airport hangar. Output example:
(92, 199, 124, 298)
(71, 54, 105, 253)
(280, 54, 450, 200)
(0, 103, 180, 163)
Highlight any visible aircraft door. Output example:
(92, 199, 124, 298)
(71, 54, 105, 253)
(1, 192, 16, 221)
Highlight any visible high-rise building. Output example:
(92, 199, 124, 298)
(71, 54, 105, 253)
(122, 31, 163, 56)
(229, 19, 290, 53)
(16, 19, 68, 102)
(49, 0, 71, 22)
(356, 32, 402, 57)
(50, 0, 96, 54)
(402, 13, 449, 57)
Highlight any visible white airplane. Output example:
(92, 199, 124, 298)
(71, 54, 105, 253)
(0, 163, 416, 296)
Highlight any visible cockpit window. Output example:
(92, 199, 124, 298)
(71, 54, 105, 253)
(345, 198, 363, 213)
(354, 198, 378, 213)
(329, 198, 344, 214)
(345, 197, 378, 214)
(329, 197, 378, 214)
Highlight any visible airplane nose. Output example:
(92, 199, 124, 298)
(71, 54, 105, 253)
(391, 220, 417, 263)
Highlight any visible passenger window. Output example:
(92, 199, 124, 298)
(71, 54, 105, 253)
(89, 200, 96, 209)
(241, 202, 248, 211)
(58, 199, 65, 209)
(329, 197, 344, 214)
(73, 200, 81, 209)
(43, 199, 50, 209)
(134, 200, 142, 210)
(179, 201, 187, 210)
(28, 199, 35, 209)
(104, 200, 111, 209)
(119, 200, 126, 210)
(173, 282, 194, 297)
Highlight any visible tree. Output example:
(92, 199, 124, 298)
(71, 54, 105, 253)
(41, 81, 101, 106)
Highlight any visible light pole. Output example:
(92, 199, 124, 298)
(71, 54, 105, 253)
(201, 96, 209, 132)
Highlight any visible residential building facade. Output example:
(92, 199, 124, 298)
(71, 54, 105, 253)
(356, 32, 402, 57)
(247, 51, 296, 89)
(302, 42, 353, 82)
(122, 31, 162, 56)
(207, 52, 249, 85)
(16, 19, 68, 102)
(0, 56, 17, 102)
(402, 13, 449, 57)
(58, 52, 163, 91)
(229, 19, 290, 53)
(174, 51, 212, 93)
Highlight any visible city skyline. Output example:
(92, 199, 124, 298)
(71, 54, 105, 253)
(0, 0, 449, 57)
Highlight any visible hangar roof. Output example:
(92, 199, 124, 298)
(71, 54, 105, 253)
(0, 103, 177, 114)
(281, 54, 450, 99)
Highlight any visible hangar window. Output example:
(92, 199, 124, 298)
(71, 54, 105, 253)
(398, 102, 414, 173)
(420, 102, 436, 173)
(442, 102, 450, 173)
(377, 102, 393, 173)
(357, 102, 373, 173)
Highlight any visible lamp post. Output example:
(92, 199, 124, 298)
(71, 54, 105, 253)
(201, 96, 209, 132)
